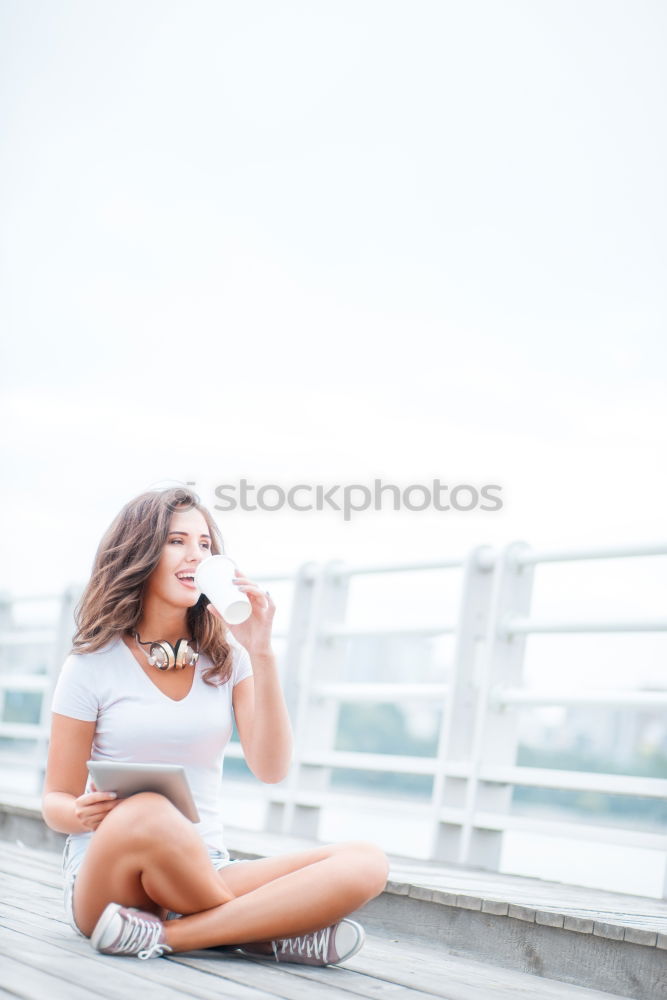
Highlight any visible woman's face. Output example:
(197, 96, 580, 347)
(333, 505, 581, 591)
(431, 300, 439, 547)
(143, 506, 213, 611)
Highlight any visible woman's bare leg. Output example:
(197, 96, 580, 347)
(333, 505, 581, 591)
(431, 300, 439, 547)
(72, 792, 234, 937)
(163, 840, 389, 952)
(72, 790, 389, 949)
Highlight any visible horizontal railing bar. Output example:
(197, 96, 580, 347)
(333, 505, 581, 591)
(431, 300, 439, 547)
(226, 742, 436, 774)
(505, 616, 667, 635)
(0, 630, 57, 645)
(0, 753, 45, 769)
(481, 765, 667, 799)
(224, 780, 436, 816)
(301, 750, 437, 775)
(335, 557, 465, 577)
(457, 809, 667, 852)
(323, 624, 455, 639)
(0, 723, 47, 739)
(515, 542, 667, 567)
(2, 580, 294, 597)
(495, 688, 667, 709)
(245, 573, 296, 583)
(313, 683, 449, 702)
(0, 676, 50, 692)
(0, 594, 62, 604)
(0, 628, 288, 646)
(413, 760, 667, 798)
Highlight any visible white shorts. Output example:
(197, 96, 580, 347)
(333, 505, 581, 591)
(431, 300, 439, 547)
(62, 834, 240, 938)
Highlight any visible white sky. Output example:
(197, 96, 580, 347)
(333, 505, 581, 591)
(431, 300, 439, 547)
(1, 1, 666, 687)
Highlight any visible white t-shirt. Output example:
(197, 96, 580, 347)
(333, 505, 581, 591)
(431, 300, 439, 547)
(50, 635, 253, 857)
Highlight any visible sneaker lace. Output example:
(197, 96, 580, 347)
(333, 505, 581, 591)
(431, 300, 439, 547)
(116, 910, 168, 960)
(273, 926, 331, 962)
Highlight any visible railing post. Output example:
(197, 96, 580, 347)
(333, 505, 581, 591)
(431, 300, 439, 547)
(0, 590, 12, 743)
(264, 561, 318, 834)
(430, 545, 496, 862)
(279, 559, 350, 839)
(35, 585, 80, 795)
(459, 540, 535, 869)
(52, 585, 81, 671)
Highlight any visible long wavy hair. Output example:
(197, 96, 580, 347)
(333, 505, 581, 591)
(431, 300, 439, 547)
(70, 486, 234, 685)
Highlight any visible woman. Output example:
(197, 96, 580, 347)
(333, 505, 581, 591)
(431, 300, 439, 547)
(42, 486, 388, 963)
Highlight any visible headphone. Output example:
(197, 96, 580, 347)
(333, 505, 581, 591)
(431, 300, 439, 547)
(133, 631, 199, 671)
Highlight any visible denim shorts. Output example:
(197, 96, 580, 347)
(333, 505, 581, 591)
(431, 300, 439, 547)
(62, 834, 240, 938)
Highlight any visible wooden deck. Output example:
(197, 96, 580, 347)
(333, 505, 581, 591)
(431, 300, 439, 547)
(0, 840, 641, 1000)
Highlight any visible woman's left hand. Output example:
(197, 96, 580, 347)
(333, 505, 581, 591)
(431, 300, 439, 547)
(206, 568, 275, 654)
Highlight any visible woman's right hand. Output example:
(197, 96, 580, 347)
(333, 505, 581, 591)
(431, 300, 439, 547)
(74, 783, 120, 831)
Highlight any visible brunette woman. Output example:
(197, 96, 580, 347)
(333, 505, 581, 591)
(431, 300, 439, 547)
(42, 486, 388, 963)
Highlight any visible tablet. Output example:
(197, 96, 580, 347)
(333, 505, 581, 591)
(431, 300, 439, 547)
(87, 761, 200, 823)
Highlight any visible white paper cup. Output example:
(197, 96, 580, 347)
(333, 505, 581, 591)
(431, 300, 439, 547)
(194, 555, 252, 624)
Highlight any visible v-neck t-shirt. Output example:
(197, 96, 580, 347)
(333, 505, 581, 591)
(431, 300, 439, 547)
(50, 635, 253, 856)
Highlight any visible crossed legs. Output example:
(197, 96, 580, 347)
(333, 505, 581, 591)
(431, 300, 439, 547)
(72, 792, 389, 952)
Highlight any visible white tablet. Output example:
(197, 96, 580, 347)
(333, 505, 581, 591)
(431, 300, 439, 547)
(87, 761, 200, 823)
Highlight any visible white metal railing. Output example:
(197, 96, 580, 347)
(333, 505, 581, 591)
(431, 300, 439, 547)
(504, 615, 667, 634)
(1, 542, 666, 895)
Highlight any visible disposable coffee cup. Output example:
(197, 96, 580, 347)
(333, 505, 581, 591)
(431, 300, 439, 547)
(194, 555, 252, 625)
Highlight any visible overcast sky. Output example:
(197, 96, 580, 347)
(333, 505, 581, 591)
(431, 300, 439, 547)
(1, 1, 665, 685)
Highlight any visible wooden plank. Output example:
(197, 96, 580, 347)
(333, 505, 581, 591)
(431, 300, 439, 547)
(2, 899, 90, 938)
(2, 842, 64, 865)
(1, 843, 63, 864)
(0, 856, 64, 881)
(0, 854, 63, 884)
(0, 952, 106, 1000)
(1, 871, 64, 912)
(2, 841, 64, 865)
(0, 852, 63, 880)
(1, 861, 62, 890)
(387, 859, 667, 915)
(0, 861, 63, 891)
(0, 926, 190, 1000)
(171, 953, 430, 1000)
(171, 945, 629, 1000)
(338, 936, 633, 1000)
(1, 893, 65, 926)
(0, 920, 275, 1000)
(208, 933, 633, 1000)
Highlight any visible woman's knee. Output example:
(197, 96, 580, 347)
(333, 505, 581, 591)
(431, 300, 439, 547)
(98, 791, 189, 847)
(338, 841, 389, 898)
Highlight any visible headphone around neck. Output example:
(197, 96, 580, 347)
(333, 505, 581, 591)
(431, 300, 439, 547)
(133, 631, 199, 671)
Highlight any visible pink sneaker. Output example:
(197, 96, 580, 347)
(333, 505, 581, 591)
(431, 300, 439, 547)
(90, 902, 173, 960)
(237, 918, 365, 966)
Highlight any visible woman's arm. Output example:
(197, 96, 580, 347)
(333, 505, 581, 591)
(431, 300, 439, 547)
(208, 571, 293, 783)
(42, 713, 119, 833)
(232, 649, 293, 783)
